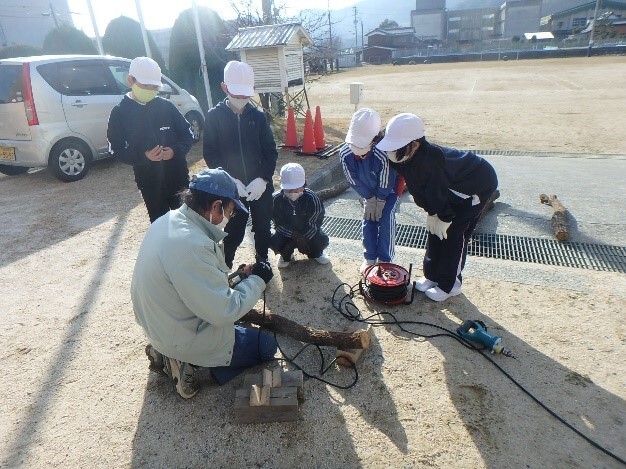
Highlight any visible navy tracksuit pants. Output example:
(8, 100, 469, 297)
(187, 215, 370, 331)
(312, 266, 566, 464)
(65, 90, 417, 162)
(423, 187, 496, 294)
(223, 184, 273, 268)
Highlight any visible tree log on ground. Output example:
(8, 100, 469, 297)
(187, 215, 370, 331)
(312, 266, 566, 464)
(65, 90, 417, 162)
(240, 308, 370, 350)
(540, 193, 569, 241)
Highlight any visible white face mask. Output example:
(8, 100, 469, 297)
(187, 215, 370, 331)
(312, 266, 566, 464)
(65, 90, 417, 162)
(349, 143, 371, 156)
(228, 96, 250, 110)
(285, 191, 303, 202)
(387, 145, 415, 164)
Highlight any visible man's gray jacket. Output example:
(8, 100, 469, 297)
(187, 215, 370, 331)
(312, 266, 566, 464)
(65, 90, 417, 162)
(131, 204, 265, 367)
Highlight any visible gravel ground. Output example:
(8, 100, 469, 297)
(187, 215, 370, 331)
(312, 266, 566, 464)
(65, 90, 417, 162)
(1, 57, 625, 468)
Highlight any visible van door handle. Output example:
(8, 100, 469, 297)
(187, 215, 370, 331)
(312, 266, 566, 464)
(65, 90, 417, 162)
(71, 101, 86, 107)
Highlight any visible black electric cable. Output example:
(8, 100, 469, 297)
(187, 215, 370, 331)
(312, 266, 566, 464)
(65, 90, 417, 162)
(330, 281, 626, 466)
(252, 288, 359, 389)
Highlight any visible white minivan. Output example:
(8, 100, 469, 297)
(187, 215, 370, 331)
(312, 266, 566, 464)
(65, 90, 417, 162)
(0, 55, 205, 182)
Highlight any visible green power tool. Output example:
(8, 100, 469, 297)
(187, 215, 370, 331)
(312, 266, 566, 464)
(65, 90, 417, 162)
(457, 320, 515, 358)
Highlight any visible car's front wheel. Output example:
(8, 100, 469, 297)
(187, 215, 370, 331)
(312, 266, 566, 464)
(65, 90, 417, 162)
(49, 139, 92, 182)
(0, 164, 30, 176)
(185, 111, 203, 143)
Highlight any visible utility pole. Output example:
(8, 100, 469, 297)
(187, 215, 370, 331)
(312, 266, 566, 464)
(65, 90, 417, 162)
(192, 0, 213, 110)
(134, 0, 152, 58)
(361, 20, 364, 50)
(353, 6, 358, 49)
(328, 0, 332, 50)
(587, 0, 601, 57)
(262, 0, 273, 25)
(85, 0, 103, 54)
(48, 3, 59, 27)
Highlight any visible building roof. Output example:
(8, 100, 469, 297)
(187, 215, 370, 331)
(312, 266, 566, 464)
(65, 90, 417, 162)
(546, 0, 626, 19)
(366, 27, 416, 37)
(524, 32, 555, 39)
(225, 23, 312, 50)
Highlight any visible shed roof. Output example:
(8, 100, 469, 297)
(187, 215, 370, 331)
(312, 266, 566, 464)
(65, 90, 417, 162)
(226, 23, 313, 50)
(366, 27, 416, 37)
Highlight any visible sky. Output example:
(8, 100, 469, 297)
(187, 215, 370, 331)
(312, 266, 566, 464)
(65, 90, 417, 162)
(67, 0, 360, 36)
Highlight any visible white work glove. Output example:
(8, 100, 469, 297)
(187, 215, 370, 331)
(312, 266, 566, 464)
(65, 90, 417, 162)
(363, 196, 377, 221)
(427, 214, 452, 240)
(232, 177, 248, 199)
(246, 177, 267, 201)
(374, 198, 386, 222)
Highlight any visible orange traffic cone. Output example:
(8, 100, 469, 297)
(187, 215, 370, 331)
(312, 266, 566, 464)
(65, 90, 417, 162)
(301, 109, 317, 153)
(284, 107, 298, 148)
(313, 106, 326, 149)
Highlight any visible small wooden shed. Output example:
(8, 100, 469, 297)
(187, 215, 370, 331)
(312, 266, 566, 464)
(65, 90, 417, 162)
(225, 23, 313, 96)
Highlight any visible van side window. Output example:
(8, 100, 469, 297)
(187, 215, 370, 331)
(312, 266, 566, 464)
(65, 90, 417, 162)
(39, 61, 118, 96)
(60, 63, 118, 96)
(107, 62, 131, 94)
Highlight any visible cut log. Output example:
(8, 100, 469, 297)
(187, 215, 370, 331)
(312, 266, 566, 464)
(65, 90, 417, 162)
(240, 308, 371, 350)
(539, 194, 569, 241)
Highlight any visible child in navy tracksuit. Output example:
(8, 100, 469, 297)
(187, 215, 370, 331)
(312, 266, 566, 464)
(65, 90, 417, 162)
(377, 113, 498, 302)
(341, 109, 399, 274)
(107, 57, 193, 223)
(270, 163, 329, 268)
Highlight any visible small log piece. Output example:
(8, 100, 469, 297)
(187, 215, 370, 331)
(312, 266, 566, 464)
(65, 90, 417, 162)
(539, 194, 569, 241)
(241, 308, 371, 350)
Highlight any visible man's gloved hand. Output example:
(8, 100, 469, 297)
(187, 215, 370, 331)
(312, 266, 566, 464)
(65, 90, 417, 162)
(426, 214, 452, 240)
(374, 198, 386, 222)
(246, 178, 267, 201)
(232, 178, 248, 199)
(363, 196, 377, 221)
(251, 260, 273, 284)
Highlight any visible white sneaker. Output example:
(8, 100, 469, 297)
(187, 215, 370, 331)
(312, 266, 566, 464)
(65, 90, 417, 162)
(314, 252, 330, 265)
(414, 277, 437, 292)
(359, 259, 376, 275)
(277, 256, 292, 268)
(425, 281, 463, 302)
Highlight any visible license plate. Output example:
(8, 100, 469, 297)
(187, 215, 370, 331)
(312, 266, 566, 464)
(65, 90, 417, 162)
(0, 146, 16, 161)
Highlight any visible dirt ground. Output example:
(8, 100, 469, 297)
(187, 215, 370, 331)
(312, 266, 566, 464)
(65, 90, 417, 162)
(1, 56, 625, 468)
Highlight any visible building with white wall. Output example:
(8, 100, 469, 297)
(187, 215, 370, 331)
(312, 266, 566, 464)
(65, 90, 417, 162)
(411, 0, 447, 40)
(498, 0, 543, 38)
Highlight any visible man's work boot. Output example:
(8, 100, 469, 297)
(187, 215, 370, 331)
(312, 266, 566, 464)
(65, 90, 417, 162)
(163, 357, 200, 399)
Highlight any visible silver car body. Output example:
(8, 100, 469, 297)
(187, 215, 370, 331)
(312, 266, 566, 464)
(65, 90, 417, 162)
(0, 55, 204, 180)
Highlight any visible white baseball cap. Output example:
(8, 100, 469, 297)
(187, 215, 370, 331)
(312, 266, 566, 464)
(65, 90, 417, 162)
(224, 60, 255, 97)
(345, 108, 381, 149)
(280, 163, 306, 190)
(377, 113, 426, 151)
(128, 56, 162, 86)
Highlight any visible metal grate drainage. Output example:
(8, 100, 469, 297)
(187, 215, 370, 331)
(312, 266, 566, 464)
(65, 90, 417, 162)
(322, 216, 626, 274)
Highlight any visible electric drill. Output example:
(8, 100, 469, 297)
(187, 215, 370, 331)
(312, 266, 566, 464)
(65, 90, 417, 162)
(457, 320, 514, 357)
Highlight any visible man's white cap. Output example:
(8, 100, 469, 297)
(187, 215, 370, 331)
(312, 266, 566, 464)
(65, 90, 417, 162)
(377, 113, 426, 151)
(345, 108, 381, 149)
(224, 60, 255, 97)
(280, 163, 306, 190)
(128, 56, 162, 86)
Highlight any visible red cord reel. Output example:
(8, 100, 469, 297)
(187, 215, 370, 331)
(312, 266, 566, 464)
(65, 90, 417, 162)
(359, 262, 415, 305)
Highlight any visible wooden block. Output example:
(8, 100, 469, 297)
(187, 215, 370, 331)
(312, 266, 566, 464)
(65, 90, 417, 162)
(336, 348, 365, 367)
(272, 368, 282, 388)
(249, 384, 270, 406)
(243, 370, 303, 389)
(263, 368, 273, 387)
(234, 386, 299, 424)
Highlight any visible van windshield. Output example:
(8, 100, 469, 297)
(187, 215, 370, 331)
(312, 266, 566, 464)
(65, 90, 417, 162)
(0, 65, 22, 104)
